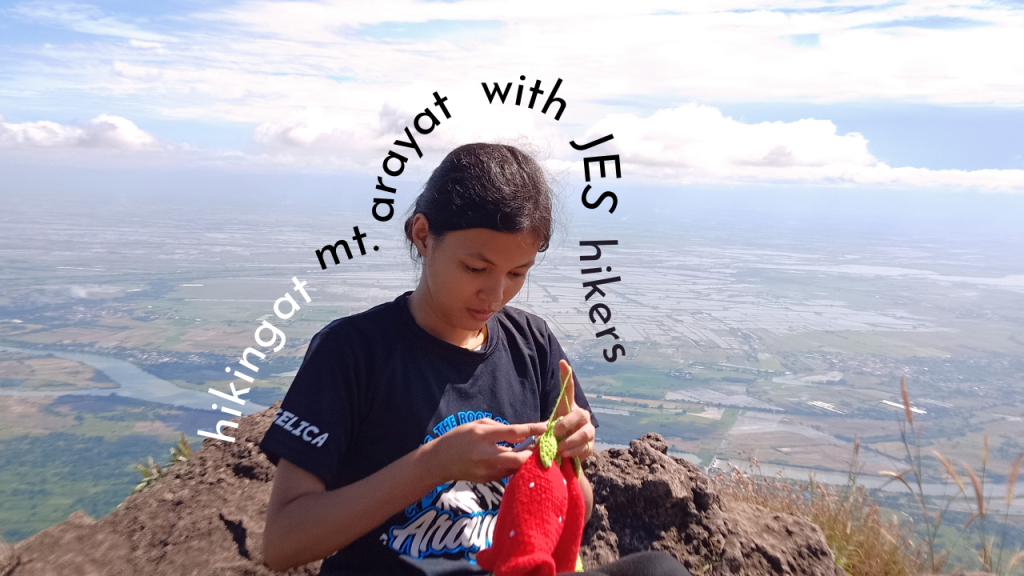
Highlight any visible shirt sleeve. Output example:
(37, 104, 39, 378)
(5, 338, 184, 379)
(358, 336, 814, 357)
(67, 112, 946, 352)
(541, 325, 599, 429)
(259, 325, 362, 488)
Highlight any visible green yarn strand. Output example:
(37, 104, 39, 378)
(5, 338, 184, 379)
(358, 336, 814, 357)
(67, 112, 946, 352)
(538, 364, 583, 473)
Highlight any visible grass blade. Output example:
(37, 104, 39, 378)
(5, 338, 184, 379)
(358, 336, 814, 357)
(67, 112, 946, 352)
(982, 435, 989, 470)
(932, 451, 966, 495)
(965, 465, 986, 519)
(880, 470, 915, 494)
(1007, 453, 1022, 507)
(900, 376, 913, 426)
(1009, 550, 1024, 570)
(964, 511, 979, 530)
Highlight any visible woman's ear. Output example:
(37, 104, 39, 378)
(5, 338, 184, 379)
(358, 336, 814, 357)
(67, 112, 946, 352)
(410, 214, 431, 258)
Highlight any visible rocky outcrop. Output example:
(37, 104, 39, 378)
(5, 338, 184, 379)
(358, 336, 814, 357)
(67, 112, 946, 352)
(581, 434, 844, 576)
(5, 405, 844, 576)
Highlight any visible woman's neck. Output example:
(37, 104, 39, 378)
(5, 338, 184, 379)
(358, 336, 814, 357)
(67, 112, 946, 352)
(407, 288, 487, 349)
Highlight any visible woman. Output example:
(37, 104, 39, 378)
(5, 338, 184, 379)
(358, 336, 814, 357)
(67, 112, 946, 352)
(260, 143, 690, 576)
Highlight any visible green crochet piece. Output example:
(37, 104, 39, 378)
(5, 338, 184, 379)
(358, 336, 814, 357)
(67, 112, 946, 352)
(538, 425, 559, 468)
(537, 365, 582, 479)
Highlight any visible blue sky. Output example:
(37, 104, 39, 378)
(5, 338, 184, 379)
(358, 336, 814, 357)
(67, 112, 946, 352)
(1, 0, 1023, 191)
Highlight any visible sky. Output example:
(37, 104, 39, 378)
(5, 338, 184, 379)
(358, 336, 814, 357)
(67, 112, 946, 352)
(1, 0, 1024, 195)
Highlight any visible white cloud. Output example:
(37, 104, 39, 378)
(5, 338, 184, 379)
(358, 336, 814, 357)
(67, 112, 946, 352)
(8, 1, 173, 41)
(586, 104, 874, 171)
(7, 0, 1024, 124)
(0, 114, 158, 149)
(4, 100, 1021, 192)
(180, 0, 1024, 105)
(572, 103, 1024, 190)
(3, 0, 1024, 190)
(254, 107, 374, 149)
(246, 99, 1024, 190)
(250, 81, 566, 174)
(128, 39, 163, 49)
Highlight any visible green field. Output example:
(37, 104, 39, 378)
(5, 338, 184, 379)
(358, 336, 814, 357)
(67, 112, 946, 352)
(0, 432, 177, 542)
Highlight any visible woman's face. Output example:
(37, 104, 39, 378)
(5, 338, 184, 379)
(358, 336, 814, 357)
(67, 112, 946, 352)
(411, 214, 540, 336)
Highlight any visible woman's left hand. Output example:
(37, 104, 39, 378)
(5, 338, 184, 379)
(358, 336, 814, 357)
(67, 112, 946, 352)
(552, 359, 596, 460)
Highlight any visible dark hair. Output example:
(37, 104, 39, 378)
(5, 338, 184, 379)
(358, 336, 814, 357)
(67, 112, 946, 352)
(404, 143, 553, 254)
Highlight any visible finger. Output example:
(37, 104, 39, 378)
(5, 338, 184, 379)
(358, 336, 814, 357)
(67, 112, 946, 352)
(555, 359, 576, 419)
(495, 448, 535, 471)
(557, 426, 595, 458)
(467, 418, 530, 445)
(483, 421, 547, 441)
(552, 407, 589, 438)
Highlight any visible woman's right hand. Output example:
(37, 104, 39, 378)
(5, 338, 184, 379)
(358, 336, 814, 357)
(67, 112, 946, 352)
(424, 418, 549, 484)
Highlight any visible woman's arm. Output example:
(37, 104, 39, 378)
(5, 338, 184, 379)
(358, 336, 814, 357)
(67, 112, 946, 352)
(263, 450, 435, 570)
(262, 418, 548, 571)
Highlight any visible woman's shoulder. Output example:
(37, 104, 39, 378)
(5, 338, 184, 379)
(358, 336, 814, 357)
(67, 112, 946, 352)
(307, 294, 407, 352)
(326, 297, 401, 329)
(494, 305, 555, 345)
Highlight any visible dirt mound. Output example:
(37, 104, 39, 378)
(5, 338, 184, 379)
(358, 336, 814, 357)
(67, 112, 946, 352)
(581, 434, 843, 576)
(6, 407, 843, 576)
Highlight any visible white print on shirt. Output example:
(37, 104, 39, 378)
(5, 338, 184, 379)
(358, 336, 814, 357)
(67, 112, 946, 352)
(273, 408, 328, 447)
(388, 479, 504, 561)
(437, 480, 503, 513)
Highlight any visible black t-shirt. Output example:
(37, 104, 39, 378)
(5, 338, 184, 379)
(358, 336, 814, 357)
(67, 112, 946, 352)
(259, 291, 597, 576)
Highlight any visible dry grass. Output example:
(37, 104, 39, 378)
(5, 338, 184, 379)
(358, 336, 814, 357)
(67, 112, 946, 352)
(883, 377, 1023, 575)
(714, 445, 922, 576)
(131, 434, 193, 494)
(713, 376, 1023, 576)
(957, 441, 1024, 575)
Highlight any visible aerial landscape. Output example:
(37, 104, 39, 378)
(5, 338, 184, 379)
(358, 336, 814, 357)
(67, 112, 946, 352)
(2, 186, 1021, 554)
(3, 0, 1024, 573)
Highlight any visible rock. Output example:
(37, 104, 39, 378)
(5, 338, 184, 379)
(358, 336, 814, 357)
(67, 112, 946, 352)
(7, 410, 843, 576)
(580, 433, 844, 576)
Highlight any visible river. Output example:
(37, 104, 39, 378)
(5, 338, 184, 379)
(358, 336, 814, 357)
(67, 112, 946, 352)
(0, 345, 268, 415)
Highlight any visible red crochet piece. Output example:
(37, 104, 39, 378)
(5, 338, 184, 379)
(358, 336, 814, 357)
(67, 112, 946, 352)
(476, 450, 585, 576)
